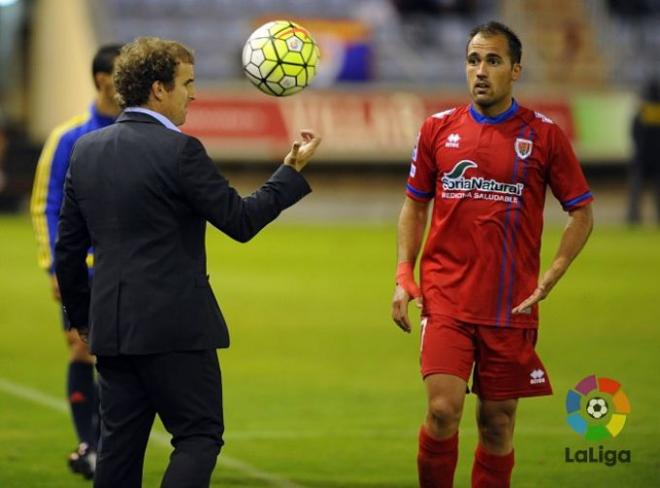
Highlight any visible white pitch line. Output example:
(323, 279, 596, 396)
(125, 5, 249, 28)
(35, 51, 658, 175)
(0, 377, 305, 488)
(1, 378, 650, 442)
(0, 378, 70, 414)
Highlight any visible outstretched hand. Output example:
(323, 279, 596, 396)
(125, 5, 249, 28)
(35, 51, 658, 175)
(284, 130, 322, 172)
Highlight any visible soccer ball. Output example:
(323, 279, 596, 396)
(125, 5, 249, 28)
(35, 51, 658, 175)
(586, 397, 608, 419)
(242, 20, 320, 97)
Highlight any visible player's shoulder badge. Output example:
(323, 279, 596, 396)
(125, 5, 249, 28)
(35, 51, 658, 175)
(514, 138, 533, 160)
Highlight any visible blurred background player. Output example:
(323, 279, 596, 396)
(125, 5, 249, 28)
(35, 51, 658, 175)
(391, 22, 593, 487)
(627, 78, 660, 225)
(30, 43, 122, 480)
(0, 111, 7, 197)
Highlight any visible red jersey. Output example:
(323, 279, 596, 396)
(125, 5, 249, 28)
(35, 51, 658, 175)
(406, 101, 592, 328)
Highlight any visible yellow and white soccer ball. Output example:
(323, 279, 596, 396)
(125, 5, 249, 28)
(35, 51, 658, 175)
(242, 20, 320, 97)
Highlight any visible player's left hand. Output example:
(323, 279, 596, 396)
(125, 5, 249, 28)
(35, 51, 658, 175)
(511, 284, 547, 314)
(512, 268, 560, 314)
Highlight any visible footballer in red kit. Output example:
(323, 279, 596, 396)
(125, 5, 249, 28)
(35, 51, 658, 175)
(407, 101, 592, 328)
(391, 21, 594, 488)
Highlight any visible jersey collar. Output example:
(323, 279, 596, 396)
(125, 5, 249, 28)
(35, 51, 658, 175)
(469, 99, 519, 124)
(90, 102, 116, 126)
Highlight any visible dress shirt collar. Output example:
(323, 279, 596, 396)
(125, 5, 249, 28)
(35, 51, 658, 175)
(123, 107, 181, 132)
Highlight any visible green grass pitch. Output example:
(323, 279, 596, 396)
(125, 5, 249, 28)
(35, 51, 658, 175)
(0, 214, 658, 486)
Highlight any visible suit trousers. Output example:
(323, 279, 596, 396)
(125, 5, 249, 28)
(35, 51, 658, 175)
(94, 350, 223, 488)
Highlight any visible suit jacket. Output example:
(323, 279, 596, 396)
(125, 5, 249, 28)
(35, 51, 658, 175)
(55, 111, 311, 356)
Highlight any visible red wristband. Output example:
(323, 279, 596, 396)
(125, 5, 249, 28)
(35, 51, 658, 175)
(396, 262, 421, 298)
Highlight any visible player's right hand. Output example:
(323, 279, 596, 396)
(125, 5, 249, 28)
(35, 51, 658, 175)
(283, 129, 321, 172)
(392, 261, 423, 333)
(391, 285, 423, 334)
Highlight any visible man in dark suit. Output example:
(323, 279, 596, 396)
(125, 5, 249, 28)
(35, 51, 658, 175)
(55, 37, 321, 487)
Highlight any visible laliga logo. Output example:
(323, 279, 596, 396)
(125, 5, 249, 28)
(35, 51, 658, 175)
(564, 375, 632, 467)
(565, 374, 630, 440)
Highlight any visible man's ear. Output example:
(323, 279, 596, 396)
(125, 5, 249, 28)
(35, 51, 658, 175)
(151, 80, 164, 101)
(512, 63, 522, 82)
(95, 72, 112, 91)
(93, 72, 104, 90)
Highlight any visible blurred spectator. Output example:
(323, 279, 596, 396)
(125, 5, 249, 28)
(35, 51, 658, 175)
(0, 111, 38, 213)
(0, 0, 27, 96)
(392, 0, 440, 16)
(0, 111, 7, 196)
(391, 0, 475, 16)
(608, 0, 660, 17)
(628, 78, 660, 224)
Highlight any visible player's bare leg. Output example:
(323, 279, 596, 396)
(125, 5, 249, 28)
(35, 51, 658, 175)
(424, 374, 467, 438)
(418, 373, 467, 488)
(472, 398, 518, 488)
(475, 398, 517, 454)
(65, 330, 98, 479)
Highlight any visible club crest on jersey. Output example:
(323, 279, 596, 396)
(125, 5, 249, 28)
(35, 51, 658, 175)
(515, 138, 533, 160)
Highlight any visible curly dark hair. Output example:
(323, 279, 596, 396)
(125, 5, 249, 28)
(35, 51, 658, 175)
(113, 37, 195, 109)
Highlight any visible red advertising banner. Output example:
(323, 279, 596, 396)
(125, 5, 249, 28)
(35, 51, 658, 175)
(182, 90, 574, 163)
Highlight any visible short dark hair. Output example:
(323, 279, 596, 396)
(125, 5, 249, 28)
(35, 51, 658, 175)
(113, 37, 195, 109)
(467, 21, 522, 65)
(92, 44, 123, 89)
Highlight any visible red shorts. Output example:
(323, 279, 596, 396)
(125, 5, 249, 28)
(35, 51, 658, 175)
(420, 315, 553, 400)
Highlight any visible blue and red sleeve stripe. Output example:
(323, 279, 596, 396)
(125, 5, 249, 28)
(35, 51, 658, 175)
(561, 191, 593, 211)
(406, 183, 434, 201)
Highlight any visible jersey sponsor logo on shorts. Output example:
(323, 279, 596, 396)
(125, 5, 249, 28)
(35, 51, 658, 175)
(445, 133, 461, 148)
(410, 163, 417, 177)
(515, 138, 533, 160)
(440, 160, 525, 204)
(530, 369, 546, 384)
